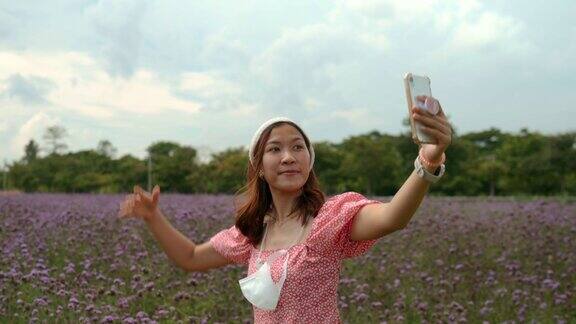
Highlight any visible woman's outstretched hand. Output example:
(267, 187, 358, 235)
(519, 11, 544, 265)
(118, 185, 161, 221)
(412, 95, 452, 161)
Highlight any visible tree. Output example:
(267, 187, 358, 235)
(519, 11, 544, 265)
(43, 125, 68, 155)
(146, 141, 198, 192)
(496, 129, 556, 195)
(433, 136, 484, 196)
(96, 140, 117, 159)
(548, 132, 576, 195)
(313, 141, 345, 194)
(116, 154, 147, 192)
(147, 141, 181, 158)
(338, 131, 403, 196)
(2, 126, 574, 195)
(193, 147, 248, 193)
(460, 127, 508, 154)
(23, 139, 40, 163)
(476, 154, 507, 196)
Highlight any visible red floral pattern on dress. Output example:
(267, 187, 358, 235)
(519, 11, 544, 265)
(209, 192, 383, 323)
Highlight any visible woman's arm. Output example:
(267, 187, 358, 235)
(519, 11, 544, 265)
(350, 96, 452, 241)
(119, 185, 232, 272)
(145, 210, 232, 272)
(350, 166, 437, 240)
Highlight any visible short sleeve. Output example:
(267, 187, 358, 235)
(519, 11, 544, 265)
(310, 192, 383, 259)
(209, 225, 252, 265)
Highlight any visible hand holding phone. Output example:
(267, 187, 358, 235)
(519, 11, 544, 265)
(403, 73, 440, 145)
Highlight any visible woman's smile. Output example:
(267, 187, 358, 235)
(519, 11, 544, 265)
(279, 171, 300, 175)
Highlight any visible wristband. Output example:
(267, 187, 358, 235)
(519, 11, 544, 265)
(418, 148, 446, 169)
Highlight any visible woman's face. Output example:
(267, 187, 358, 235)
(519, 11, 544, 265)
(261, 124, 311, 194)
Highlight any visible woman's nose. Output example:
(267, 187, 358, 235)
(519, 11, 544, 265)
(281, 151, 295, 163)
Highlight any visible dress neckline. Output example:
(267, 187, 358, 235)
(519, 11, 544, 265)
(255, 214, 318, 253)
(253, 194, 336, 253)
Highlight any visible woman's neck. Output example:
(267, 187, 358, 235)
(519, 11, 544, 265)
(269, 189, 302, 224)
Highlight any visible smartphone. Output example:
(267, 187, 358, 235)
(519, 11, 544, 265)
(404, 73, 436, 145)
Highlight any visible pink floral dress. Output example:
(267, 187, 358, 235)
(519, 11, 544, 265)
(209, 192, 383, 323)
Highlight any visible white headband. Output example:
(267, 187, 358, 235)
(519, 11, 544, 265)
(248, 117, 315, 171)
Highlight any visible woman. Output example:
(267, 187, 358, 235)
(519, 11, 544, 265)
(118, 95, 452, 323)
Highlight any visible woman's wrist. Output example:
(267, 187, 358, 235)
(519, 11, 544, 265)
(418, 148, 445, 169)
(420, 161, 440, 174)
(144, 208, 162, 224)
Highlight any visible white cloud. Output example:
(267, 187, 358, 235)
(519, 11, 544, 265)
(52, 69, 202, 117)
(333, 0, 529, 55)
(330, 108, 372, 126)
(0, 51, 203, 121)
(229, 103, 258, 118)
(0, 121, 8, 133)
(335, 0, 440, 27)
(84, 0, 147, 78)
(11, 112, 60, 157)
(450, 12, 523, 51)
(179, 72, 242, 99)
(252, 23, 387, 95)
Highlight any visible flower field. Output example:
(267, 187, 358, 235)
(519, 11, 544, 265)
(1, 194, 574, 323)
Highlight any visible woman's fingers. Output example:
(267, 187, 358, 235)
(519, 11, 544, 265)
(131, 185, 150, 207)
(134, 185, 145, 196)
(117, 195, 133, 219)
(413, 111, 450, 136)
(419, 123, 451, 142)
(152, 185, 160, 205)
(119, 198, 131, 218)
(119, 186, 159, 219)
(134, 185, 144, 201)
(118, 201, 126, 218)
(415, 96, 443, 116)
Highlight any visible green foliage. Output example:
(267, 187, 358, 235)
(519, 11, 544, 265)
(188, 147, 248, 194)
(338, 132, 403, 195)
(4, 127, 575, 195)
(42, 125, 68, 155)
(24, 139, 40, 163)
(147, 141, 198, 193)
(314, 141, 346, 194)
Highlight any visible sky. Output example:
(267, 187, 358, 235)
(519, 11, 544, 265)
(1, 0, 575, 165)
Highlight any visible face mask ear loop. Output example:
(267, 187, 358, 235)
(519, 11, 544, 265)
(257, 223, 269, 265)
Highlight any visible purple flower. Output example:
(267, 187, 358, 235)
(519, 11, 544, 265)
(371, 301, 382, 308)
(542, 278, 560, 290)
(33, 297, 48, 307)
(144, 281, 155, 291)
(354, 292, 368, 303)
(101, 315, 117, 323)
(416, 302, 428, 312)
(554, 293, 568, 305)
(136, 311, 148, 318)
(122, 317, 136, 324)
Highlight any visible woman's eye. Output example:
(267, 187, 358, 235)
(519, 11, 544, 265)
(268, 145, 303, 152)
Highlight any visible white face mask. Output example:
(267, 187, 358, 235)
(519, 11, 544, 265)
(238, 220, 305, 310)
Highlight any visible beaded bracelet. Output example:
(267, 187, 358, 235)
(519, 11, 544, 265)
(418, 148, 446, 169)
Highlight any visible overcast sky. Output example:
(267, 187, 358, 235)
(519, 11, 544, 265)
(1, 0, 575, 165)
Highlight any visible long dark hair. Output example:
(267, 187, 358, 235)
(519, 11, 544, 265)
(234, 121, 325, 246)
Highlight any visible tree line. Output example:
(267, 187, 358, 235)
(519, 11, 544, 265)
(1, 125, 575, 196)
